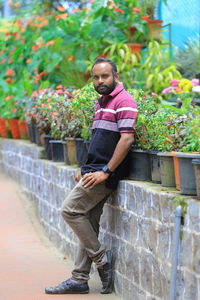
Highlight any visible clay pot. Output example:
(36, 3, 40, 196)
(9, 119, 20, 139)
(18, 120, 29, 139)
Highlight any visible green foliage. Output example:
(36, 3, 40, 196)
(174, 35, 200, 79)
(71, 82, 98, 140)
(128, 89, 200, 152)
(132, 41, 182, 93)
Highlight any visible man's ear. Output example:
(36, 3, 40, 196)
(115, 72, 120, 82)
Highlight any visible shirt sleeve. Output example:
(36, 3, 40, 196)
(116, 98, 138, 133)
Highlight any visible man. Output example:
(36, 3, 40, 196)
(45, 58, 138, 295)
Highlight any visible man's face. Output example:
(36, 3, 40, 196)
(92, 62, 119, 95)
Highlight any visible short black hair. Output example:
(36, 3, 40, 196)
(92, 58, 118, 76)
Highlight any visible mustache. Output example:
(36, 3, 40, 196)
(97, 84, 108, 89)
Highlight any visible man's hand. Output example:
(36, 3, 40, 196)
(82, 171, 109, 189)
(74, 170, 81, 182)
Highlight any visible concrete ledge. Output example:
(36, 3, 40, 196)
(0, 138, 199, 300)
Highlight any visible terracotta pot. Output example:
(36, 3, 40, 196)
(18, 120, 29, 139)
(0, 118, 7, 138)
(65, 137, 78, 165)
(9, 119, 20, 139)
(146, 19, 163, 40)
(171, 151, 181, 190)
(127, 43, 143, 54)
(84, 72, 91, 82)
(128, 26, 137, 37)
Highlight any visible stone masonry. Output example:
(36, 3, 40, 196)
(0, 138, 199, 300)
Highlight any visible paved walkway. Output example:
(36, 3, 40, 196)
(0, 171, 119, 300)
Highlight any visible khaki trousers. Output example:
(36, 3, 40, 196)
(61, 178, 112, 283)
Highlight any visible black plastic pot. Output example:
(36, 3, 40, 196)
(149, 150, 161, 183)
(84, 140, 91, 152)
(192, 159, 200, 200)
(75, 138, 88, 167)
(43, 135, 53, 160)
(128, 149, 151, 181)
(34, 124, 41, 146)
(157, 152, 175, 187)
(27, 123, 36, 143)
(176, 153, 200, 195)
(49, 140, 64, 162)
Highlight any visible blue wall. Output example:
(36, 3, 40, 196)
(159, 0, 200, 49)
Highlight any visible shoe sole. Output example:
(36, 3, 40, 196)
(100, 251, 115, 294)
(45, 290, 89, 294)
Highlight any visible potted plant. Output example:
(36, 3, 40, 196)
(139, 0, 168, 40)
(127, 90, 161, 182)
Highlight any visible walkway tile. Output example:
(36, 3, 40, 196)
(0, 171, 119, 300)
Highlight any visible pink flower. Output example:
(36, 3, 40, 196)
(162, 86, 175, 94)
(191, 78, 199, 86)
(169, 79, 179, 86)
(151, 93, 158, 97)
(31, 91, 38, 97)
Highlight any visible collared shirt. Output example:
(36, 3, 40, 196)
(81, 84, 138, 189)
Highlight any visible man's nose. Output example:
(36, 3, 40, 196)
(98, 76, 104, 84)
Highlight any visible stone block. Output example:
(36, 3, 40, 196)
(156, 223, 171, 261)
(187, 200, 200, 233)
(134, 185, 144, 216)
(128, 282, 146, 300)
(125, 245, 140, 285)
(140, 249, 153, 294)
(183, 270, 198, 300)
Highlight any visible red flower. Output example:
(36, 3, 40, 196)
(6, 78, 12, 83)
(11, 108, 17, 112)
(132, 7, 140, 13)
(67, 56, 74, 61)
(57, 5, 66, 12)
(56, 85, 63, 89)
(56, 89, 64, 95)
(31, 91, 38, 97)
(141, 16, 149, 22)
(26, 58, 32, 63)
(6, 69, 15, 76)
(5, 96, 13, 101)
(114, 8, 124, 14)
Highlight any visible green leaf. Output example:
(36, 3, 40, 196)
(0, 79, 9, 93)
(89, 17, 105, 38)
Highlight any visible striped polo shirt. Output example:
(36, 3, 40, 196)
(81, 84, 138, 189)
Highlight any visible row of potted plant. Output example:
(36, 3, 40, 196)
(5, 79, 197, 198)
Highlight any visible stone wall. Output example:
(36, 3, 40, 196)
(0, 138, 199, 300)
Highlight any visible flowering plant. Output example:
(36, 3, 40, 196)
(162, 78, 199, 95)
(71, 82, 98, 140)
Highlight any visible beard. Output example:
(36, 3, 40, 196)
(94, 79, 117, 95)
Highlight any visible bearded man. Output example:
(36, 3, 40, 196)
(45, 58, 138, 295)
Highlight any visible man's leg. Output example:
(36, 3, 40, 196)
(71, 198, 106, 282)
(45, 179, 114, 294)
(61, 179, 112, 266)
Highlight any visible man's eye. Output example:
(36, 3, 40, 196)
(102, 75, 109, 79)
